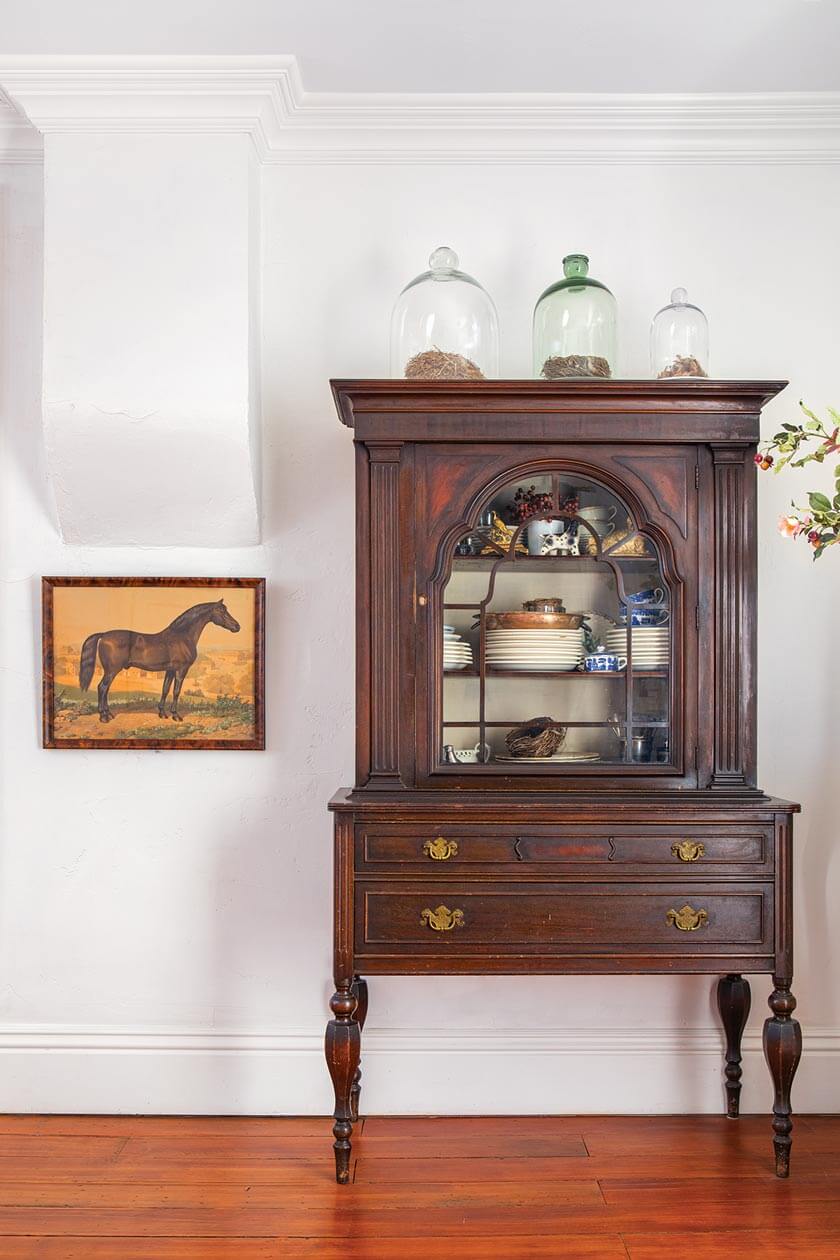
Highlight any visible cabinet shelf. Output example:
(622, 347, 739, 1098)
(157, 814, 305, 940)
(445, 668, 668, 679)
(451, 554, 657, 572)
(442, 720, 668, 729)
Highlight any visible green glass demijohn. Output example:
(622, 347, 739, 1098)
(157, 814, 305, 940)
(533, 253, 618, 380)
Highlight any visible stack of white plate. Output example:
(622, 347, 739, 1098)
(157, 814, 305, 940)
(444, 626, 474, 671)
(604, 626, 669, 671)
(484, 628, 585, 672)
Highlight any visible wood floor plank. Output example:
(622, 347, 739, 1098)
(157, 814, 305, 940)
(355, 1130, 589, 1158)
(625, 1231, 840, 1259)
(0, 1178, 603, 1209)
(0, 1160, 342, 1187)
(0, 1197, 835, 1238)
(0, 1115, 334, 1138)
(601, 1175, 840, 1206)
(355, 1150, 832, 1183)
(0, 1238, 630, 1259)
(0, 1204, 619, 1237)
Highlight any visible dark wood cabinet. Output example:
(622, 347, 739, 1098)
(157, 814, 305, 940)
(326, 380, 801, 1183)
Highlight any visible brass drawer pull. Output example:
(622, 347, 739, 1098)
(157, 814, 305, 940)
(423, 837, 459, 862)
(666, 904, 709, 932)
(421, 905, 465, 932)
(671, 841, 706, 863)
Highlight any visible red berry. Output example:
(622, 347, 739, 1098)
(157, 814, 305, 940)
(754, 453, 763, 465)
(808, 530, 820, 545)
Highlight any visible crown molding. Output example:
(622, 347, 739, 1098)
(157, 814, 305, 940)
(0, 55, 839, 165)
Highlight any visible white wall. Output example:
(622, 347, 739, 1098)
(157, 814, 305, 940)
(1, 154, 839, 1114)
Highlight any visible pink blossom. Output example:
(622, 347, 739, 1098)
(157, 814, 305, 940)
(777, 514, 803, 539)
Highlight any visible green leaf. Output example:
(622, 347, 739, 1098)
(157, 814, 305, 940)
(800, 403, 821, 424)
(806, 419, 822, 432)
(809, 492, 832, 513)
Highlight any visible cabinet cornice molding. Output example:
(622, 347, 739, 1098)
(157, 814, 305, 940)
(1, 57, 839, 165)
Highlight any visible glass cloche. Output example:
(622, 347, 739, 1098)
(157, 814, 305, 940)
(651, 287, 709, 379)
(390, 246, 499, 380)
(533, 254, 617, 380)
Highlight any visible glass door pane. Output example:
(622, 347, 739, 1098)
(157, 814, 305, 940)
(440, 472, 674, 771)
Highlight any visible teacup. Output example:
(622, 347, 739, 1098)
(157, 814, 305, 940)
(578, 505, 617, 523)
(624, 608, 670, 627)
(577, 505, 616, 538)
(452, 743, 491, 764)
(584, 653, 627, 673)
(627, 587, 665, 606)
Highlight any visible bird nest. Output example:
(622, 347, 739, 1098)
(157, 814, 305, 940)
(505, 716, 567, 758)
(541, 354, 611, 380)
(405, 348, 485, 380)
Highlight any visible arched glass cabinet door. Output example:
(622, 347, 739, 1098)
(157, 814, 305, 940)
(437, 470, 682, 775)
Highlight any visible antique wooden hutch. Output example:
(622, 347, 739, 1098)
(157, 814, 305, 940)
(326, 379, 801, 1183)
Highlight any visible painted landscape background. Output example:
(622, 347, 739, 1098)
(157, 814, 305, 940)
(50, 585, 257, 741)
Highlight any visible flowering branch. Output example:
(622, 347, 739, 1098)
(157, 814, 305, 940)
(757, 403, 840, 560)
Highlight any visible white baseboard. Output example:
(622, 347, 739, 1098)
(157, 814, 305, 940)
(0, 1024, 836, 1115)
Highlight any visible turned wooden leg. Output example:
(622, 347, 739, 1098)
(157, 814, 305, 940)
(349, 975, 368, 1124)
(717, 973, 751, 1118)
(325, 984, 361, 1185)
(763, 977, 802, 1178)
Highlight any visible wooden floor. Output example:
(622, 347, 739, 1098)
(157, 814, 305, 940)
(0, 1114, 838, 1258)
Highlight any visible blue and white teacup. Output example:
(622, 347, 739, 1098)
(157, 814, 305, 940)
(628, 587, 665, 606)
(623, 608, 670, 627)
(584, 652, 627, 673)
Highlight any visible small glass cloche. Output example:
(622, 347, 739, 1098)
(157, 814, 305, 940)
(651, 287, 709, 379)
(389, 246, 499, 380)
(533, 254, 617, 380)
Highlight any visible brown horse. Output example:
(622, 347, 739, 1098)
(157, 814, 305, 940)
(78, 600, 241, 723)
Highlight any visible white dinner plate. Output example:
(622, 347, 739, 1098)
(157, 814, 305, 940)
(485, 632, 584, 641)
(488, 661, 581, 672)
(485, 655, 583, 662)
(495, 752, 601, 763)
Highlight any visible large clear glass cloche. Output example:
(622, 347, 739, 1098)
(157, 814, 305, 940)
(651, 287, 709, 379)
(533, 254, 618, 380)
(390, 246, 499, 380)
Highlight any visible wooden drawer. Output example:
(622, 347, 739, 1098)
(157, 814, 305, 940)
(356, 824, 772, 877)
(355, 880, 774, 958)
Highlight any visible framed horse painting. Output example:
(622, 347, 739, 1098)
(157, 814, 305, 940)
(42, 577, 265, 750)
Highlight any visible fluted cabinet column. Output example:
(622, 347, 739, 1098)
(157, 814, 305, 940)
(366, 444, 403, 786)
(711, 445, 756, 788)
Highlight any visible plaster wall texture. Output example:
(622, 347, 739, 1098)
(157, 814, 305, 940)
(0, 155, 838, 1113)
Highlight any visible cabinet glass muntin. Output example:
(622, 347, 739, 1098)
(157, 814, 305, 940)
(440, 473, 674, 770)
